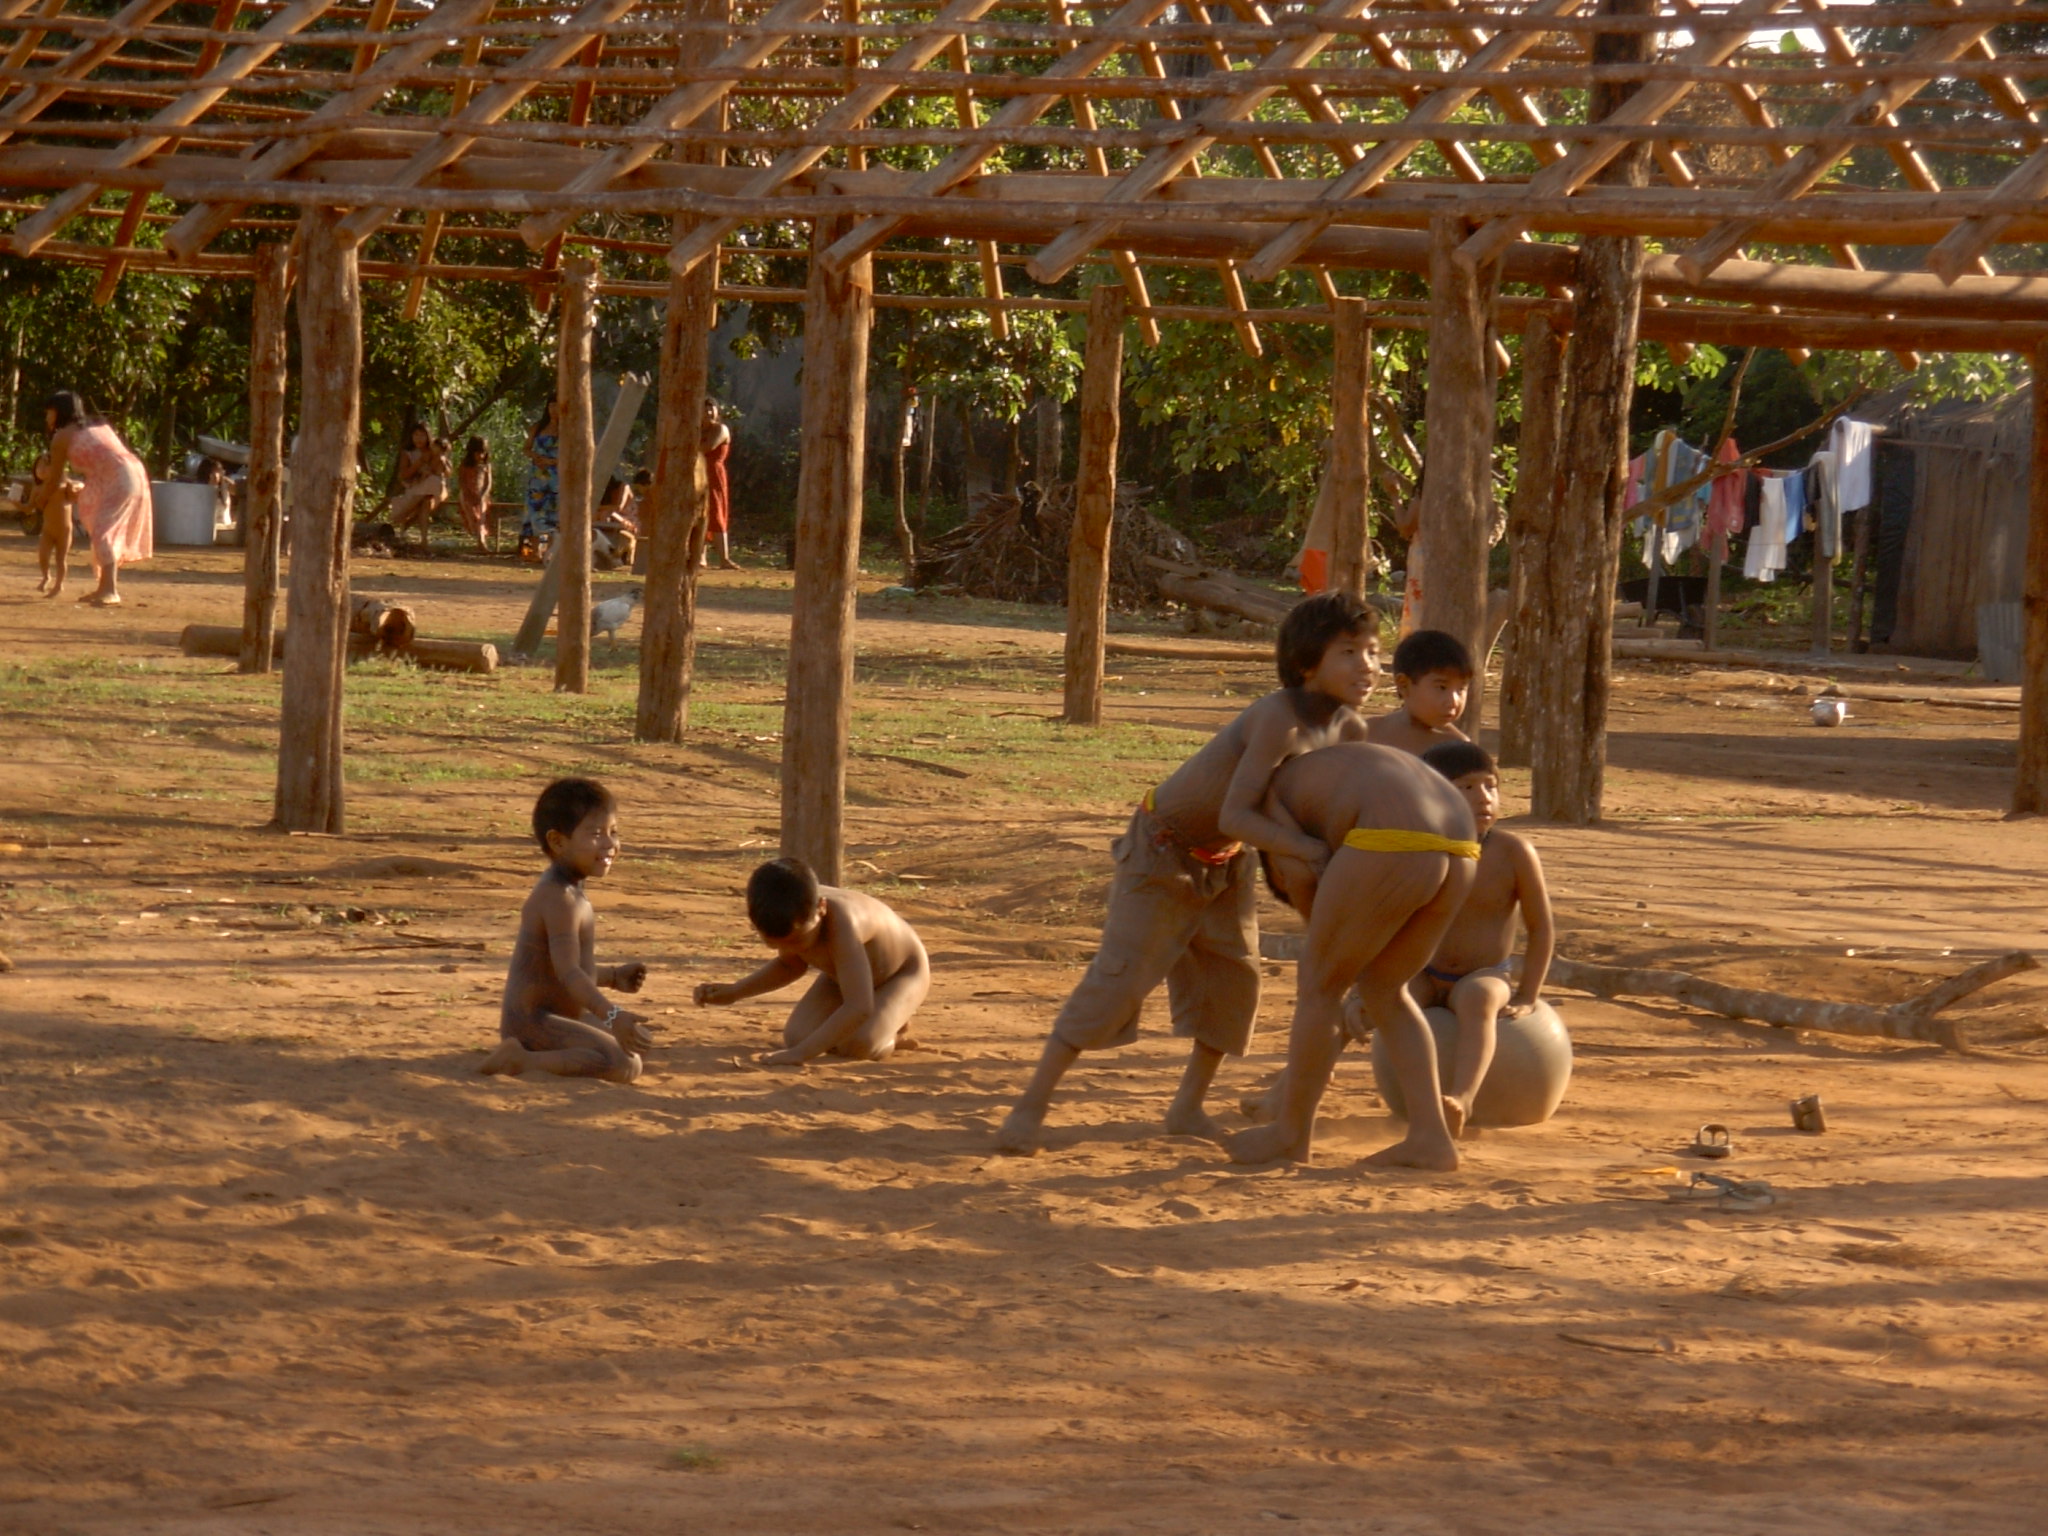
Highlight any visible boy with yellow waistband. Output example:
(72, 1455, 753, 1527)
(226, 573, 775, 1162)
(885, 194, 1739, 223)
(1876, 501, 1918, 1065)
(995, 592, 1379, 1155)
(1229, 741, 1478, 1171)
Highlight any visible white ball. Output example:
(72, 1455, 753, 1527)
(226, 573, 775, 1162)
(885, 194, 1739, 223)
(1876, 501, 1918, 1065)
(1811, 697, 1848, 727)
(1369, 1001, 1573, 1128)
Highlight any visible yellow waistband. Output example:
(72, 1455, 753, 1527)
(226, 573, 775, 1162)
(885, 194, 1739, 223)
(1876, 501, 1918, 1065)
(1343, 827, 1482, 859)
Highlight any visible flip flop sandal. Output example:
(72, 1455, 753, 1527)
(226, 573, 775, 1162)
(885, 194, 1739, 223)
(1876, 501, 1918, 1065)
(1689, 1123, 1733, 1159)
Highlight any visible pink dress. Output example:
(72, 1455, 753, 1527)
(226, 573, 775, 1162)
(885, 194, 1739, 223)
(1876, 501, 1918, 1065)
(67, 423, 153, 568)
(703, 439, 731, 533)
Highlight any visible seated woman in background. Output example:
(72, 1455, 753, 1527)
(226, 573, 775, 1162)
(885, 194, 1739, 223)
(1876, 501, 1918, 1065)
(457, 437, 493, 552)
(388, 424, 450, 550)
(35, 390, 151, 607)
(593, 475, 638, 571)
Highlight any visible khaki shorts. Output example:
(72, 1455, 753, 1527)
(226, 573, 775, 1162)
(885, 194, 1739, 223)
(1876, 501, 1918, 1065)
(1052, 806, 1261, 1058)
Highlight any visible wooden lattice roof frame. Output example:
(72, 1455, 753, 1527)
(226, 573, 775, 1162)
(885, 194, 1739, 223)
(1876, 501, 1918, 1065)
(5, 0, 2048, 351)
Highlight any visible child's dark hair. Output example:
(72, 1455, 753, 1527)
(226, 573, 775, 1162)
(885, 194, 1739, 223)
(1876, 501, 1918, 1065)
(463, 436, 488, 464)
(532, 777, 615, 852)
(1392, 628, 1474, 683)
(1422, 741, 1495, 782)
(1275, 590, 1375, 688)
(748, 857, 821, 938)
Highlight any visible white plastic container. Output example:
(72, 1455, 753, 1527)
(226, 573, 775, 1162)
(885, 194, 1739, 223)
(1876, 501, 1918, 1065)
(152, 481, 218, 545)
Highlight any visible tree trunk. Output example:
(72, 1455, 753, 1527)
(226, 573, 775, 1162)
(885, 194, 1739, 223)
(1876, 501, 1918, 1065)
(1810, 550, 1835, 656)
(239, 243, 290, 676)
(1497, 309, 1566, 768)
(1415, 216, 1502, 732)
(1034, 391, 1064, 484)
(780, 216, 873, 883)
(1063, 284, 1128, 726)
(2015, 340, 2048, 813)
(893, 386, 917, 575)
(272, 210, 358, 835)
(636, 216, 716, 742)
(553, 257, 597, 694)
(917, 390, 937, 534)
(1327, 295, 1372, 598)
(1528, 0, 1650, 824)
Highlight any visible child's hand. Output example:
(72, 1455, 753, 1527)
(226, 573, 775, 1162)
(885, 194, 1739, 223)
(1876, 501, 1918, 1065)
(755, 1047, 805, 1068)
(694, 981, 735, 1007)
(611, 1009, 655, 1052)
(1502, 999, 1535, 1020)
(611, 961, 648, 994)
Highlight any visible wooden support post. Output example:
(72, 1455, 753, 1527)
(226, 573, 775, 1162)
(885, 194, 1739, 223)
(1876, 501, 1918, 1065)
(636, 216, 716, 743)
(2015, 342, 2048, 814)
(239, 242, 289, 676)
(1415, 216, 1502, 732)
(1063, 283, 1128, 727)
(1497, 309, 1566, 768)
(780, 216, 874, 883)
(272, 209, 358, 835)
(1847, 502, 1872, 652)
(554, 257, 598, 693)
(1326, 295, 1371, 599)
(1528, 0, 1649, 825)
(1810, 548, 1835, 657)
(1704, 546, 1724, 652)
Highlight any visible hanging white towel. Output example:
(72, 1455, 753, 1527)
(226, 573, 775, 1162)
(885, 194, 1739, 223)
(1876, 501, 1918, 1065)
(1745, 475, 1788, 582)
(1830, 417, 1875, 512)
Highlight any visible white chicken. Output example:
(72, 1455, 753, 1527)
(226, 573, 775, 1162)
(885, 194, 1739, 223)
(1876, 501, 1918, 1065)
(590, 585, 644, 648)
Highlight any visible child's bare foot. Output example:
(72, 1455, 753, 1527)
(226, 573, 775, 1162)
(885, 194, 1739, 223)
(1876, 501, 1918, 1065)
(1360, 1132, 1459, 1172)
(1162, 1102, 1223, 1141)
(478, 1039, 529, 1076)
(1441, 1095, 1468, 1139)
(994, 1105, 1045, 1156)
(1227, 1121, 1311, 1165)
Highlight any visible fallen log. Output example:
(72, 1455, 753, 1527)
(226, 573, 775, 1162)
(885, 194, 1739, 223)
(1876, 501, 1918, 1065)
(1104, 636, 1269, 663)
(1545, 951, 2038, 1053)
(180, 624, 498, 674)
(1819, 681, 2020, 712)
(1143, 556, 1295, 627)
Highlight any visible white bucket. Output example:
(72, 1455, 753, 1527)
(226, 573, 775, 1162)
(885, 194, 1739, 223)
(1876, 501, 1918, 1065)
(152, 481, 217, 546)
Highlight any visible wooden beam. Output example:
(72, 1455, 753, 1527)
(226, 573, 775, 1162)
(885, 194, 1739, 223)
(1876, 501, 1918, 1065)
(1677, 9, 2006, 282)
(515, 0, 832, 252)
(1415, 215, 1502, 733)
(240, 242, 290, 676)
(1063, 283, 1127, 726)
(816, 0, 1176, 275)
(636, 215, 716, 742)
(272, 208, 358, 835)
(0, 0, 183, 147)
(780, 214, 873, 884)
(2016, 343, 2048, 815)
(1454, 0, 1795, 276)
(162, 0, 497, 261)
(1240, 0, 1587, 284)
(1497, 307, 1565, 769)
(1327, 295, 1371, 597)
(554, 256, 597, 693)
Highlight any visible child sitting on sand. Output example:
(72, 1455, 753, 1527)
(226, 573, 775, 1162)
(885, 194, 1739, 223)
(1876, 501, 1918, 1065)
(695, 858, 930, 1064)
(33, 453, 80, 598)
(481, 778, 653, 1083)
(1365, 629, 1473, 755)
(997, 591, 1380, 1154)
(1230, 741, 1478, 1171)
(1415, 741, 1554, 1137)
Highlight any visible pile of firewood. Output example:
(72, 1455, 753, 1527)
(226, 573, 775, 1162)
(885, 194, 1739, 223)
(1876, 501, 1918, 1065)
(912, 481, 1199, 608)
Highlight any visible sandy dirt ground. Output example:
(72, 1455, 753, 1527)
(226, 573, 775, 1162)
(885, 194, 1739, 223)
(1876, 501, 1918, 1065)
(4, 542, 2048, 1535)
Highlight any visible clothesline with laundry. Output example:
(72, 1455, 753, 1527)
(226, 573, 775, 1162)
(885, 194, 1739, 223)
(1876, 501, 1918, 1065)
(1628, 417, 1878, 586)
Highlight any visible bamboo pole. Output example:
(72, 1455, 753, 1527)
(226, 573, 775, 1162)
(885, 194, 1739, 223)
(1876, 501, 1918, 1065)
(2016, 345, 2048, 815)
(272, 207, 357, 835)
(635, 215, 715, 742)
(553, 255, 597, 693)
(1528, 0, 1648, 825)
(1326, 294, 1370, 598)
(780, 214, 873, 883)
(1414, 215, 1501, 731)
(1497, 307, 1565, 768)
(239, 240, 289, 675)
(1062, 282, 1127, 726)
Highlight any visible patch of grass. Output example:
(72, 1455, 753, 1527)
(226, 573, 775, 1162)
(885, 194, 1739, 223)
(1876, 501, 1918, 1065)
(666, 1444, 723, 1472)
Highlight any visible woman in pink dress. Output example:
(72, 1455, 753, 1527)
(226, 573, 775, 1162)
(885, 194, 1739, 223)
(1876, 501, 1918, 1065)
(34, 391, 152, 606)
(700, 398, 738, 570)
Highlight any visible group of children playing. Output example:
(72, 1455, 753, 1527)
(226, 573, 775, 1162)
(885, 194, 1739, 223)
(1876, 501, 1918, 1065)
(484, 592, 1554, 1173)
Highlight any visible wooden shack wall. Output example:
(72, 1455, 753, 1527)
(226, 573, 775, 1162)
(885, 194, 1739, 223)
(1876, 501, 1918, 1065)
(1889, 395, 2031, 659)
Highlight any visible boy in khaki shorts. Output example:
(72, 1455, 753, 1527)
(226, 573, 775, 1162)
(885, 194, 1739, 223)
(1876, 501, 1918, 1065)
(996, 592, 1380, 1154)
